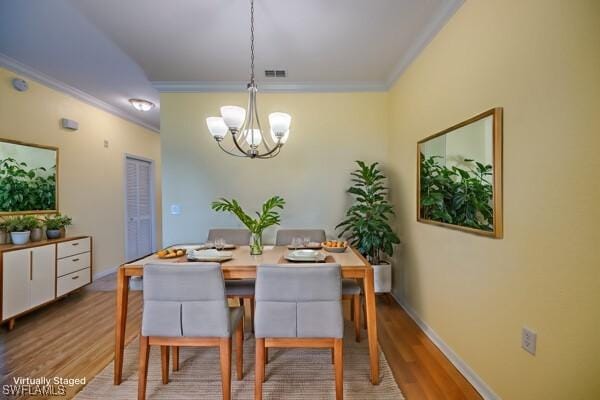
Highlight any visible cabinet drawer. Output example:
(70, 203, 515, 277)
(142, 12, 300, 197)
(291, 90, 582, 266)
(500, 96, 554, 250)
(57, 252, 91, 277)
(57, 238, 90, 259)
(57, 268, 90, 297)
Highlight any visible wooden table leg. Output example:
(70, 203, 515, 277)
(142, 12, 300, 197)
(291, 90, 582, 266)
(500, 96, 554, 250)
(114, 267, 130, 385)
(363, 268, 380, 385)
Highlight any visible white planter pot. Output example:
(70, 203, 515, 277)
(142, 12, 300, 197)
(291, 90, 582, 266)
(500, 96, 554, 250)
(373, 263, 392, 293)
(10, 231, 31, 245)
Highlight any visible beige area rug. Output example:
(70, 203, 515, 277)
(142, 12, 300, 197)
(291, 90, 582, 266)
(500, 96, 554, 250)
(76, 324, 404, 399)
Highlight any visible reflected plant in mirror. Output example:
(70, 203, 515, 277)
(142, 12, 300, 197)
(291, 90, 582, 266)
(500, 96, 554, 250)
(420, 154, 493, 230)
(0, 139, 58, 214)
(417, 108, 503, 238)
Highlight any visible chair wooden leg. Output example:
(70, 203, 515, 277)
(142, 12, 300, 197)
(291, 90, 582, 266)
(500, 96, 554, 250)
(219, 338, 232, 400)
(235, 321, 244, 380)
(265, 348, 268, 364)
(353, 295, 361, 342)
(138, 336, 150, 400)
(250, 297, 255, 334)
(334, 338, 344, 400)
(241, 297, 250, 335)
(362, 295, 367, 330)
(161, 346, 170, 384)
(172, 346, 179, 372)
(331, 348, 334, 364)
(255, 338, 265, 399)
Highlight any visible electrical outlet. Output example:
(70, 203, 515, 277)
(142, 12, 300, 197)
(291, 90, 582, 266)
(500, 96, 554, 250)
(170, 204, 181, 215)
(103, 140, 109, 148)
(522, 327, 537, 355)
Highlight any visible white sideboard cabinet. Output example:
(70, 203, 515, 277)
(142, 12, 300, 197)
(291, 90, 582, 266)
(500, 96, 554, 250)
(1, 236, 92, 330)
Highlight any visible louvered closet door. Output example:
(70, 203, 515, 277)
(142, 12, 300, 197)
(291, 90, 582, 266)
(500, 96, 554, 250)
(126, 157, 154, 262)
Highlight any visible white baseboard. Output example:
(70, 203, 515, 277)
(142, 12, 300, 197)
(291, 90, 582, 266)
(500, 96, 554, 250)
(389, 293, 500, 400)
(92, 266, 118, 280)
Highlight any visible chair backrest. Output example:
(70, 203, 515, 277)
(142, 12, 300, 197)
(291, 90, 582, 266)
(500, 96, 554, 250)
(254, 263, 343, 338)
(207, 228, 251, 245)
(142, 263, 232, 338)
(275, 229, 326, 246)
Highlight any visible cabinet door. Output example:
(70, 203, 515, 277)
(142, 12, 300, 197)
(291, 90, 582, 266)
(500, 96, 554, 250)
(2, 249, 31, 320)
(30, 245, 56, 308)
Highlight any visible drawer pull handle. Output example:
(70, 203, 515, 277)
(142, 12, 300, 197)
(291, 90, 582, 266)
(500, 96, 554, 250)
(72, 258, 80, 262)
(71, 275, 80, 280)
(72, 243, 79, 246)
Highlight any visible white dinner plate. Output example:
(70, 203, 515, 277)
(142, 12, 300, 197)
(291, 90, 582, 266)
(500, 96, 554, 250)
(187, 249, 233, 262)
(285, 249, 327, 263)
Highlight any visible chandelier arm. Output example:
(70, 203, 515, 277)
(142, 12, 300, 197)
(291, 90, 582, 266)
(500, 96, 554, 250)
(255, 142, 283, 159)
(231, 130, 250, 156)
(251, 89, 272, 153)
(217, 140, 248, 157)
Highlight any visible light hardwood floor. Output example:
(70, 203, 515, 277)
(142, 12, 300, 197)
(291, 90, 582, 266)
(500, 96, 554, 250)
(0, 274, 481, 399)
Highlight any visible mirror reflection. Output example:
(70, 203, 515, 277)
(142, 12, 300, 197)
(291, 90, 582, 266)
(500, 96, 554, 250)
(0, 139, 58, 214)
(418, 108, 502, 237)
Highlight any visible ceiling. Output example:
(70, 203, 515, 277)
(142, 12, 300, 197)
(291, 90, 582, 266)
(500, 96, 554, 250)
(0, 0, 462, 131)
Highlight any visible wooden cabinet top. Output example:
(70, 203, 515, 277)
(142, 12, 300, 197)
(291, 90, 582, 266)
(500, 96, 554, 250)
(0, 236, 91, 254)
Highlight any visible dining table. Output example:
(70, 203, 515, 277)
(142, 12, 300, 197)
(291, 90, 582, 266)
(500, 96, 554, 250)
(113, 245, 380, 385)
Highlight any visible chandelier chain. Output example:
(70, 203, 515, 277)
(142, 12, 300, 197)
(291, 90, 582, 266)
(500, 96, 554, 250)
(250, 0, 255, 84)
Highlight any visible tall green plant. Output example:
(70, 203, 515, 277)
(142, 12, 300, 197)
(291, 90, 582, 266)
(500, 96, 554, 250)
(0, 158, 56, 212)
(336, 161, 400, 264)
(420, 153, 493, 230)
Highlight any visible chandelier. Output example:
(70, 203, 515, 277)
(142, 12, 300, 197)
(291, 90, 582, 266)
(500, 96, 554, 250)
(206, 0, 291, 159)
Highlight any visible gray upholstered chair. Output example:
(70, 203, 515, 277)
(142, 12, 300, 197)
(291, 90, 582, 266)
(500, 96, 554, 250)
(138, 263, 244, 400)
(254, 263, 344, 400)
(208, 228, 256, 331)
(274, 228, 326, 245)
(207, 228, 251, 245)
(276, 229, 363, 341)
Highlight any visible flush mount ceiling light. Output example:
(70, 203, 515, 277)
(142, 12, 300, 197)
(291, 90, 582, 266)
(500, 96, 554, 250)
(129, 98, 155, 112)
(206, 0, 292, 159)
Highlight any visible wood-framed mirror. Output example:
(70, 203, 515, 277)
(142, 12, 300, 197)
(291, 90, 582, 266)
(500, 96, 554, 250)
(0, 138, 59, 215)
(417, 108, 503, 238)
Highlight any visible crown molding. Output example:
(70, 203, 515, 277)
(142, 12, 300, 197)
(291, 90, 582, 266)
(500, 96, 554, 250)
(385, 0, 464, 88)
(152, 80, 388, 93)
(0, 53, 159, 133)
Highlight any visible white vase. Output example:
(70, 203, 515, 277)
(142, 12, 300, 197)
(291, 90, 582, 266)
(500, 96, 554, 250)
(10, 231, 31, 245)
(373, 262, 392, 293)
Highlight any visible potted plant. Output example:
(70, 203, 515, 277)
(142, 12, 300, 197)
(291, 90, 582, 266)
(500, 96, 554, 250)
(336, 161, 400, 293)
(211, 196, 285, 255)
(0, 219, 8, 244)
(5, 215, 39, 245)
(30, 217, 43, 242)
(44, 214, 72, 239)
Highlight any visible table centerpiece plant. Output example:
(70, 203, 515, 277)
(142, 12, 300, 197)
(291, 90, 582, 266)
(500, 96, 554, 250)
(336, 161, 400, 293)
(211, 196, 285, 255)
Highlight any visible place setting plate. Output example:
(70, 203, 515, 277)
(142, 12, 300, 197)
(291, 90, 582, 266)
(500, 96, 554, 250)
(197, 243, 237, 250)
(284, 249, 329, 263)
(187, 249, 233, 263)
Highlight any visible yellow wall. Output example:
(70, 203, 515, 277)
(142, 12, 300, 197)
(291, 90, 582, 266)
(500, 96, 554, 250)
(160, 92, 388, 245)
(0, 67, 162, 276)
(387, 1, 600, 399)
